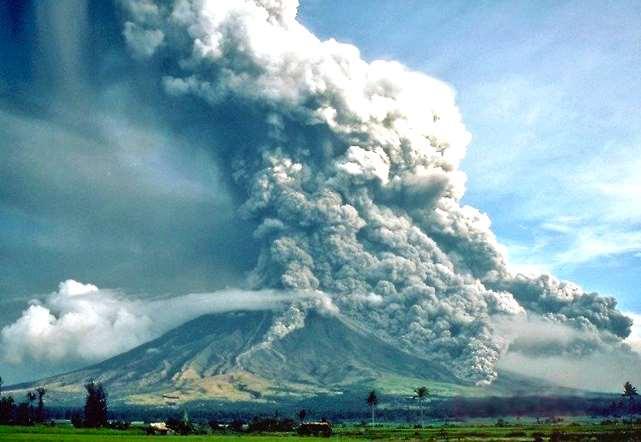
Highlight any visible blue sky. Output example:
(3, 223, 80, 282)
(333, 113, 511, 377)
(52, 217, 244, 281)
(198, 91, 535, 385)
(300, 0, 641, 311)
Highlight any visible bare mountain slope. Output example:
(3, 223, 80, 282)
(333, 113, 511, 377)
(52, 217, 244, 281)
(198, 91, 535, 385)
(10, 310, 577, 406)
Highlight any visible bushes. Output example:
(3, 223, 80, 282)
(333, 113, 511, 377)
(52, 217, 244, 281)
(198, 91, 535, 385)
(230, 419, 246, 432)
(69, 411, 130, 431)
(14, 403, 32, 426)
(0, 397, 15, 424)
(549, 429, 568, 442)
(107, 420, 131, 430)
(206, 416, 297, 434)
(71, 411, 83, 428)
(532, 432, 545, 442)
(166, 416, 194, 435)
(248, 416, 296, 432)
(298, 422, 332, 437)
(0, 395, 35, 426)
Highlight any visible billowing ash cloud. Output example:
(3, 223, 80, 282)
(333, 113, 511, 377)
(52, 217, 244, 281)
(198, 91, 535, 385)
(115, 0, 632, 384)
(1, 279, 320, 366)
(495, 314, 641, 391)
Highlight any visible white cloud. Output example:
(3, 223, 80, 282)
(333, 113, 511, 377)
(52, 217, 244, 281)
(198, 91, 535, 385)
(1, 280, 322, 367)
(462, 68, 641, 272)
(57, 279, 98, 296)
(623, 311, 641, 355)
(1, 281, 153, 365)
(490, 158, 641, 270)
(554, 228, 641, 266)
(497, 313, 641, 392)
(498, 350, 641, 393)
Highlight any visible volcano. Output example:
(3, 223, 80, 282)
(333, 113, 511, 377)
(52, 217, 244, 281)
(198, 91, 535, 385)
(2, 0, 635, 404)
(9, 310, 576, 408)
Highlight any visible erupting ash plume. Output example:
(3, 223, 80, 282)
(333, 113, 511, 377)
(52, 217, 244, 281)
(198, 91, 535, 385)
(114, 0, 631, 384)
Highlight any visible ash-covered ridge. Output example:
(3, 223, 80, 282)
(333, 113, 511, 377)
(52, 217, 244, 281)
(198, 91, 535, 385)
(11, 311, 576, 406)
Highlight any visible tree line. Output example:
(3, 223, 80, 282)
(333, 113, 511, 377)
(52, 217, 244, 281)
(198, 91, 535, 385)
(366, 386, 429, 425)
(0, 377, 47, 426)
(0, 376, 111, 428)
(1, 376, 640, 429)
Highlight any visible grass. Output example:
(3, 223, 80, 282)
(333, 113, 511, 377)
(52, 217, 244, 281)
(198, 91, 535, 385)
(2, 421, 641, 441)
(335, 421, 641, 440)
(0, 425, 326, 441)
(371, 374, 487, 397)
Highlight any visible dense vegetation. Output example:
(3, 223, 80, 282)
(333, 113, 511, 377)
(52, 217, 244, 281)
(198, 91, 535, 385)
(2, 377, 641, 440)
(3, 420, 641, 441)
(0, 377, 48, 426)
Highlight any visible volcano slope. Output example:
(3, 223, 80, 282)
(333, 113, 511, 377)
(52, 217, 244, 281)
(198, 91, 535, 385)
(10, 310, 577, 407)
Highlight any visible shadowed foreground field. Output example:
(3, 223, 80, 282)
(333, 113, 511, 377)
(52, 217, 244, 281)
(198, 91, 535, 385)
(3, 423, 641, 441)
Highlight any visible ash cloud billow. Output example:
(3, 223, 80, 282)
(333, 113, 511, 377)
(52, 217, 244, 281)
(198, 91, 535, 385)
(114, 0, 633, 384)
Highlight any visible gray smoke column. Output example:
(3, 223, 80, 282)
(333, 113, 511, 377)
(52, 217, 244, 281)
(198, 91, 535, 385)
(119, 0, 632, 384)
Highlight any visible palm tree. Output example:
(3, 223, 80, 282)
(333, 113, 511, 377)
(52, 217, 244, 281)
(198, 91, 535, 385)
(367, 390, 378, 425)
(623, 381, 638, 401)
(26, 391, 36, 423)
(414, 386, 429, 425)
(623, 381, 638, 414)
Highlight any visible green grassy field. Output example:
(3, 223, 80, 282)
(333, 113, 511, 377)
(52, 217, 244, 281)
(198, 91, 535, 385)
(1, 426, 325, 442)
(2, 422, 641, 441)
